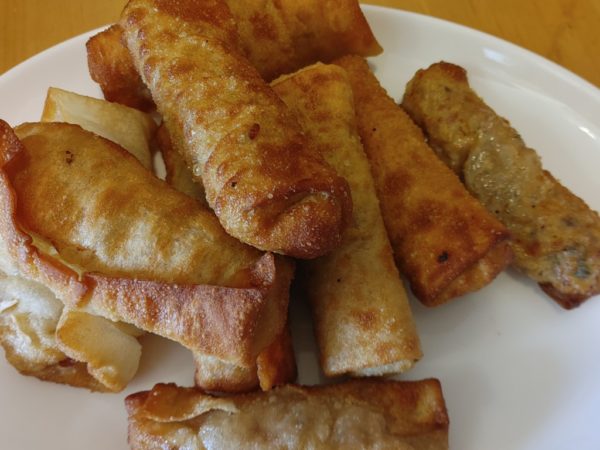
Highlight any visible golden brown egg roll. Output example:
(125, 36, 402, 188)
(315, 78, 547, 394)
(271, 64, 422, 376)
(126, 379, 449, 450)
(88, 1, 380, 109)
(335, 56, 512, 307)
(157, 123, 297, 392)
(226, 0, 382, 81)
(402, 62, 600, 309)
(0, 120, 292, 366)
(120, 0, 352, 259)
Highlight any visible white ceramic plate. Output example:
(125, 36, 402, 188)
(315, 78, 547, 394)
(1, 6, 600, 450)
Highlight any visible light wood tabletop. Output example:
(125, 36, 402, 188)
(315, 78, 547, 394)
(1, 0, 599, 88)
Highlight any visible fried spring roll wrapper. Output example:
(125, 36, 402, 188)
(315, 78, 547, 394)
(0, 120, 293, 365)
(335, 56, 512, 306)
(157, 125, 297, 392)
(402, 62, 600, 309)
(271, 64, 422, 376)
(120, 0, 352, 258)
(88, 1, 380, 108)
(126, 379, 449, 450)
(0, 274, 142, 392)
(226, 0, 382, 81)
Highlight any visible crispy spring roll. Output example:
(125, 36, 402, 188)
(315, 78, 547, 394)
(157, 125, 296, 392)
(126, 379, 449, 450)
(335, 56, 512, 306)
(402, 62, 600, 309)
(88, 1, 380, 108)
(120, 0, 352, 259)
(272, 64, 422, 376)
(0, 120, 293, 366)
(226, 0, 382, 81)
(0, 90, 155, 392)
(0, 274, 142, 392)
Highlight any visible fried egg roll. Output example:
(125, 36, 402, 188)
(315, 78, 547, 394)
(0, 120, 292, 366)
(120, 0, 352, 259)
(402, 62, 600, 309)
(88, 1, 380, 108)
(226, 0, 381, 81)
(335, 56, 512, 306)
(271, 64, 422, 376)
(126, 379, 449, 450)
(157, 124, 296, 392)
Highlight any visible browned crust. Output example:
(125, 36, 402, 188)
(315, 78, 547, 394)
(272, 63, 422, 376)
(120, 0, 352, 259)
(86, 2, 381, 110)
(126, 379, 449, 449)
(0, 120, 291, 365)
(228, 0, 382, 81)
(402, 61, 600, 308)
(335, 55, 512, 306)
(86, 25, 154, 111)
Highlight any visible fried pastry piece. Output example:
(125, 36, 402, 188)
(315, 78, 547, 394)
(335, 56, 512, 306)
(272, 64, 422, 376)
(158, 124, 296, 392)
(0, 274, 142, 391)
(126, 379, 449, 450)
(0, 120, 292, 365)
(86, 24, 154, 111)
(402, 62, 600, 308)
(88, 1, 380, 108)
(41, 87, 156, 170)
(226, 0, 381, 81)
(120, 0, 352, 258)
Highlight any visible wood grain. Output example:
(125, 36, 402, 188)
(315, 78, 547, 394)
(0, 0, 599, 88)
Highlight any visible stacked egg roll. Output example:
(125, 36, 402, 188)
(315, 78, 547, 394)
(402, 62, 600, 308)
(156, 123, 297, 393)
(0, 120, 292, 369)
(87, 0, 381, 109)
(335, 56, 512, 306)
(126, 379, 449, 450)
(0, 93, 159, 392)
(272, 63, 422, 376)
(120, 0, 352, 259)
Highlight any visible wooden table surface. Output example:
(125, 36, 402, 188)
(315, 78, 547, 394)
(1, 0, 599, 88)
